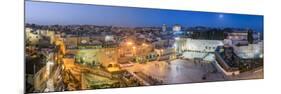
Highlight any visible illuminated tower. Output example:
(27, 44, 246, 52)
(162, 24, 167, 32)
(173, 24, 181, 32)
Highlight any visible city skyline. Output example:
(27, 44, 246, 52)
(25, 1, 264, 93)
(25, 1, 263, 32)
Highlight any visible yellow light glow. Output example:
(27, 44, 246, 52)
(127, 42, 133, 45)
(142, 43, 148, 47)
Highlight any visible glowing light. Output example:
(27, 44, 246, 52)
(160, 49, 164, 53)
(219, 14, 224, 18)
(174, 43, 177, 48)
(259, 54, 263, 58)
(127, 41, 133, 45)
(142, 43, 148, 47)
(105, 35, 114, 41)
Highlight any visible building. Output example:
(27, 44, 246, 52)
(64, 37, 78, 49)
(25, 28, 41, 45)
(155, 48, 177, 61)
(214, 42, 263, 76)
(226, 32, 248, 46)
(233, 42, 263, 59)
(172, 24, 181, 32)
(105, 35, 115, 42)
(174, 38, 224, 53)
(174, 37, 187, 53)
(190, 30, 225, 40)
(233, 42, 263, 72)
(162, 24, 167, 32)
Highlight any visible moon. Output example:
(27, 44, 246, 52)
(219, 14, 224, 18)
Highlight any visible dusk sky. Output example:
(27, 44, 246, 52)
(25, 1, 263, 32)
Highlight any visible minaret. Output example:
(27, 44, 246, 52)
(162, 24, 167, 32)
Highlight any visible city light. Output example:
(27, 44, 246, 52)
(127, 41, 133, 45)
(260, 54, 263, 58)
(142, 43, 148, 47)
(25, 1, 263, 93)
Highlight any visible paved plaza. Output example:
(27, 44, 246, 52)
(125, 59, 227, 84)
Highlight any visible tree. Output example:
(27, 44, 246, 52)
(247, 29, 254, 44)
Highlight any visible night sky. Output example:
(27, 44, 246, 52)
(25, 1, 263, 32)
